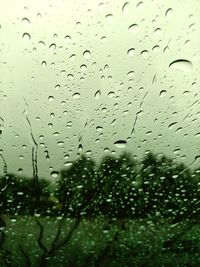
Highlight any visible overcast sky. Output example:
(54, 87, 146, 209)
(0, 0, 200, 180)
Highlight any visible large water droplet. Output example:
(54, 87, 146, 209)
(169, 59, 193, 73)
(114, 140, 127, 148)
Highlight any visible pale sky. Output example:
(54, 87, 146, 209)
(0, 0, 200, 180)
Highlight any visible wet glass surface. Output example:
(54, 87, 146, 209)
(0, 0, 200, 266)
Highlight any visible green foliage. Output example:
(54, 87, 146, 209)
(0, 152, 199, 220)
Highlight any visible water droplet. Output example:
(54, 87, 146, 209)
(96, 126, 103, 132)
(65, 35, 72, 43)
(169, 59, 193, 73)
(64, 161, 73, 167)
(22, 32, 31, 41)
(41, 61, 47, 67)
(67, 74, 74, 80)
(83, 50, 91, 59)
(136, 1, 144, 10)
(49, 43, 56, 51)
(128, 24, 139, 33)
(122, 2, 130, 14)
(80, 64, 87, 71)
(72, 92, 80, 99)
(69, 54, 76, 61)
(94, 90, 101, 99)
(141, 50, 149, 58)
(55, 84, 60, 90)
(127, 71, 134, 77)
(108, 91, 115, 98)
(168, 122, 177, 129)
(105, 14, 113, 23)
(22, 17, 30, 24)
(51, 171, 58, 178)
(48, 96, 54, 101)
(159, 90, 167, 97)
(165, 8, 173, 18)
(127, 48, 135, 56)
(114, 140, 127, 148)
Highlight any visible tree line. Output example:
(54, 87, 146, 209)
(0, 151, 199, 221)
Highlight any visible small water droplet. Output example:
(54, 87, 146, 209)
(168, 122, 177, 129)
(67, 74, 74, 80)
(65, 35, 72, 43)
(55, 84, 60, 90)
(159, 90, 167, 97)
(22, 17, 30, 24)
(22, 32, 31, 41)
(64, 161, 73, 167)
(165, 8, 173, 18)
(48, 96, 54, 101)
(169, 59, 193, 73)
(141, 50, 149, 58)
(127, 71, 134, 77)
(136, 1, 144, 10)
(83, 50, 91, 59)
(122, 2, 130, 14)
(105, 14, 113, 23)
(80, 64, 87, 71)
(128, 24, 139, 33)
(127, 48, 135, 56)
(72, 92, 80, 99)
(51, 171, 58, 178)
(108, 91, 115, 98)
(114, 140, 127, 148)
(49, 43, 56, 51)
(41, 61, 47, 67)
(94, 90, 101, 99)
(69, 54, 76, 61)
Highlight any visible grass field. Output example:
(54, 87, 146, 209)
(0, 215, 200, 267)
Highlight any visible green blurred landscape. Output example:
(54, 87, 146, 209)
(0, 152, 200, 266)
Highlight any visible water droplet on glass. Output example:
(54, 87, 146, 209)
(41, 61, 47, 67)
(94, 90, 101, 99)
(128, 24, 139, 33)
(159, 90, 167, 97)
(136, 1, 144, 9)
(83, 50, 91, 59)
(64, 161, 73, 167)
(51, 171, 58, 178)
(72, 92, 80, 99)
(169, 59, 193, 73)
(65, 35, 72, 43)
(22, 17, 30, 25)
(127, 71, 134, 77)
(165, 8, 173, 18)
(48, 96, 54, 101)
(55, 84, 60, 90)
(67, 74, 74, 80)
(114, 140, 127, 148)
(127, 48, 135, 56)
(122, 2, 130, 14)
(105, 14, 113, 23)
(49, 43, 56, 51)
(22, 32, 31, 41)
(80, 64, 87, 71)
(141, 50, 149, 58)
